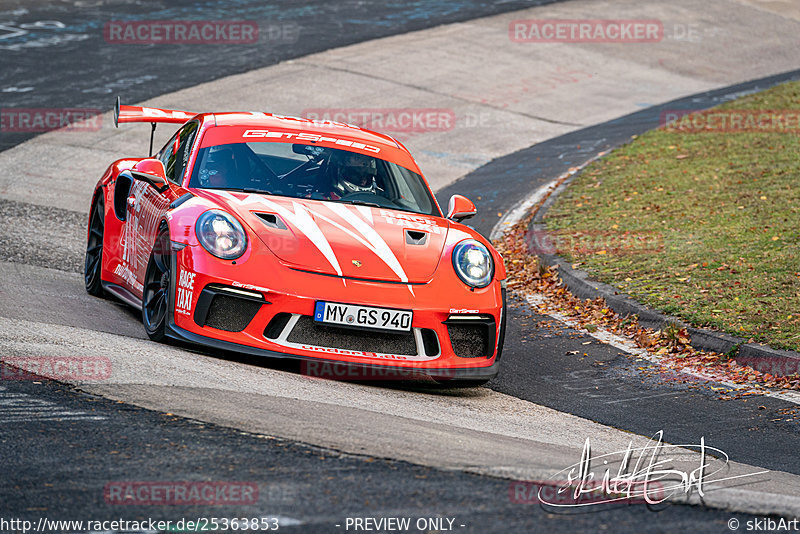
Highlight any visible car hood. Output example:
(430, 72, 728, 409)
(204, 191, 450, 283)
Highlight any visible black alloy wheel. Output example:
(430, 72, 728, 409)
(142, 227, 172, 342)
(84, 195, 106, 297)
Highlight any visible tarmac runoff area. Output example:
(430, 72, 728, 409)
(1, 0, 800, 517)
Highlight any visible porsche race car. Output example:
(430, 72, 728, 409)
(84, 99, 507, 384)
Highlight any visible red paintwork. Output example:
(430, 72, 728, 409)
(116, 103, 197, 125)
(131, 158, 167, 177)
(90, 106, 506, 374)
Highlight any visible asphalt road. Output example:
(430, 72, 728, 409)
(439, 68, 800, 476)
(0, 369, 761, 532)
(0, 0, 555, 152)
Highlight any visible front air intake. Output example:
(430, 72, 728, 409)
(444, 315, 496, 358)
(285, 316, 418, 355)
(193, 285, 266, 332)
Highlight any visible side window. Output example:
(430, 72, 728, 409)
(172, 121, 199, 184)
(157, 133, 177, 178)
(158, 122, 199, 185)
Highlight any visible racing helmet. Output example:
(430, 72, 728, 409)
(200, 146, 236, 188)
(334, 151, 378, 194)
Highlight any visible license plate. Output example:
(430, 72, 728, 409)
(314, 301, 413, 332)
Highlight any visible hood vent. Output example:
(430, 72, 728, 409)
(405, 230, 428, 245)
(256, 212, 288, 230)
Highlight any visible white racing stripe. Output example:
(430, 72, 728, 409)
(310, 210, 377, 254)
(324, 202, 409, 283)
(219, 192, 344, 277)
(307, 206, 419, 293)
(276, 200, 344, 276)
(220, 192, 416, 292)
(354, 204, 374, 224)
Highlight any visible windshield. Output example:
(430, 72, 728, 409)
(189, 141, 439, 216)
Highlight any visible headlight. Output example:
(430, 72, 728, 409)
(196, 210, 247, 260)
(452, 239, 494, 288)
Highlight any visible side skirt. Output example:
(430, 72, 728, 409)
(101, 281, 143, 309)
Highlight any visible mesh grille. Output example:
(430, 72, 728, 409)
(286, 316, 417, 355)
(204, 294, 262, 332)
(447, 323, 491, 358)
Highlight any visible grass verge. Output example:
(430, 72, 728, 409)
(543, 81, 800, 351)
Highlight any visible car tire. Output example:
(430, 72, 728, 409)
(84, 195, 106, 297)
(142, 226, 172, 342)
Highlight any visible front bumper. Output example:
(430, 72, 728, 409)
(166, 321, 502, 382)
(166, 244, 505, 379)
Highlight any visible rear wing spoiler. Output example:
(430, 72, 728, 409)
(113, 96, 197, 155)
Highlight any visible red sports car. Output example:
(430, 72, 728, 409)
(84, 98, 506, 384)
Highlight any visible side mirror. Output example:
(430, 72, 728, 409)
(131, 158, 169, 193)
(446, 194, 477, 222)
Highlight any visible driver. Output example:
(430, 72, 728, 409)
(331, 152, 379, 197)
(199, 146, 237, 188)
